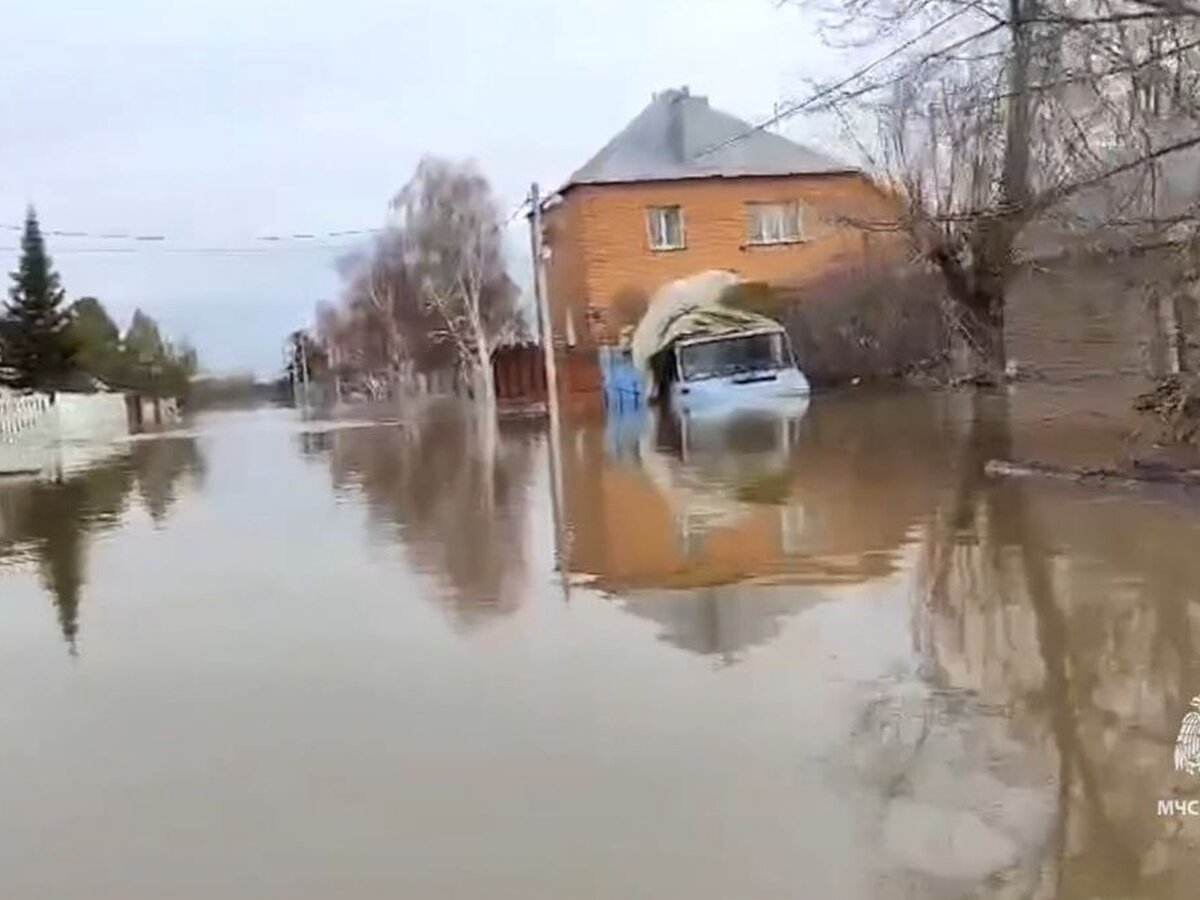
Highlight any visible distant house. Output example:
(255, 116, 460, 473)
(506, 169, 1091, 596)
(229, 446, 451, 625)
(540, 87, 900, 345)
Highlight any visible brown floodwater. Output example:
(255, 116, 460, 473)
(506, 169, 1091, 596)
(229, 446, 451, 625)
(3, 389, 1200, 899)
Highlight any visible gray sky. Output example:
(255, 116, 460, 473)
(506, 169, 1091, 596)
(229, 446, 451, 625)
(0, 0, 840, 375)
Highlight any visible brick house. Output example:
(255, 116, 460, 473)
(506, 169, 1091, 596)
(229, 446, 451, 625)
(540, 87, 899, 344)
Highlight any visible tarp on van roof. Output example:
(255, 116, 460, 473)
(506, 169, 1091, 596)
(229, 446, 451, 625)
(629, 270, 784, 376)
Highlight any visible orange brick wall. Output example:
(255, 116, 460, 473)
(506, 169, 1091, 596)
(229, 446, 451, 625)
(542, 173, 900, 343)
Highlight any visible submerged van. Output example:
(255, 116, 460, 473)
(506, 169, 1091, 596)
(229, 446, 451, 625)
(631, 271, 811, 414)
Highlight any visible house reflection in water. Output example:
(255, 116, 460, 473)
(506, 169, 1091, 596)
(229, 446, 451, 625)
(574, 389, 1200, 888)
(561, 392, 955, 660)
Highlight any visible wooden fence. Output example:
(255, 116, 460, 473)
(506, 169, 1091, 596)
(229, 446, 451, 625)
(493, 344, 547, 403)
(492, 344, 604, 413)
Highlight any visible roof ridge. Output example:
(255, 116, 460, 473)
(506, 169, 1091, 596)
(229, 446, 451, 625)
(561, 88, 853, 191)
(566, 96, 668, 186)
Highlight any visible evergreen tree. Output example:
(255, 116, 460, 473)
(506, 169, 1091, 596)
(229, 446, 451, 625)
(69, 296, 123, 386)
(124, 308, 165, 361)
(120, 308, 198, 398)
(0, 207, 77, 389)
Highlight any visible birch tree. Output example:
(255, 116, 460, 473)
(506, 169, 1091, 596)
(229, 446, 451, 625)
(325, 232, 450, 398)
(392, 157, 518, 407)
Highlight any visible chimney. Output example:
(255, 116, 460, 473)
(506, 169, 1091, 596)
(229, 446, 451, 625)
(667, 90, 686, 162)
(657, 87, 707, 161)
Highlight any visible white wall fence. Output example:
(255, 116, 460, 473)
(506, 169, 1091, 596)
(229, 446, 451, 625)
(1, 390, 132, 476)
(55, 393, 130, 443)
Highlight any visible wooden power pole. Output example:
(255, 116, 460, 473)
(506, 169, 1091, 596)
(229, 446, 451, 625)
(529, 182, 561, 417)
(528, 182, 568, 590)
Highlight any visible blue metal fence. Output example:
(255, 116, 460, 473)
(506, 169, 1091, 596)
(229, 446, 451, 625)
(598, 346, 643, 412)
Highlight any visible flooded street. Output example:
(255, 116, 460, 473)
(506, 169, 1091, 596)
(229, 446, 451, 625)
(3, 390, 1200, 898)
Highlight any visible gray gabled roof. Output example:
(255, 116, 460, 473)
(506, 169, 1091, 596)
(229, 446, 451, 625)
(564, 87, 853, 189)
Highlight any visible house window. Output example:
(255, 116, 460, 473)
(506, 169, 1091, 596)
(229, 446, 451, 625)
(745, 201, 804, 245)
(646, 206, 685, 251)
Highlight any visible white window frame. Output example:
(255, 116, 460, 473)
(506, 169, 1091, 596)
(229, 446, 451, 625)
(745, 201, 805, 245)
(646, 205, 685, 251)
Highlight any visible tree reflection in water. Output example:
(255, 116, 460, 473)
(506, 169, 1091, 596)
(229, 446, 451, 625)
(313, 412, 540, 628)
(902, 392, 1200, 897)
(578, 388, 1200, 893)
(297, 394, 1200, 893)
(0, 437, 205, 654)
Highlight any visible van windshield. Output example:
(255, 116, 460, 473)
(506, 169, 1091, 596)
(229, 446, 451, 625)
(677, 332, 789, 382)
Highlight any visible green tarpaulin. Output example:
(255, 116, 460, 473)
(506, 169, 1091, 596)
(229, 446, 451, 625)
(629, 271, 784, 378)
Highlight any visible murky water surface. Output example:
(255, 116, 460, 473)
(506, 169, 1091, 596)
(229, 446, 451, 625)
(3, 391, 1200, 898)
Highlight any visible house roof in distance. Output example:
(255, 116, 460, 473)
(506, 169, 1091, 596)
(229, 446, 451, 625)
(564, 87, 854, 190)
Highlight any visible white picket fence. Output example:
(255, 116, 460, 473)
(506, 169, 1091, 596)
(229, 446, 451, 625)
(1, 390, 131, 475)
(0, 390, 54, 444)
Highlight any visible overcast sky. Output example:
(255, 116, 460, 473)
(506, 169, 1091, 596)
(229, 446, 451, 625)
(0, 0, 844, 375)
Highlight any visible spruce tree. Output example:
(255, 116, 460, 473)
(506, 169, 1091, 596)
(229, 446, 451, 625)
(0, 207, 77, 390)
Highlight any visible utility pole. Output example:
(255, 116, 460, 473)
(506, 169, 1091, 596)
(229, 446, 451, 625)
(287, 339, 298, 408)
(289, 331, 310, 415)
(330, 344, 343, 407)
(529, 182, 561, 420)
(299, 334, 311, 414)
(529, 182, 568, 591)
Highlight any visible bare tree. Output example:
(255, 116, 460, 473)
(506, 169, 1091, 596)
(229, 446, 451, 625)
(319, 158, 517, 407)
(322, 223, 464, 400)
(321, 250, 402, 398)
(392, 157, 519, 408)
(796, 0, 1200, 381)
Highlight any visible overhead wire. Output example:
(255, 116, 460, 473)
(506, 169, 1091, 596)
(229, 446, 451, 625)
(693, 5, 1002, 159)
(0, 197, 531, 257)
(0, 244, 370, 255)
(0, 222, 384, 244)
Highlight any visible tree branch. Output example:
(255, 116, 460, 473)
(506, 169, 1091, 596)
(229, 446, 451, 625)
(1028, 131, 1200, 219)
(698, 10, 1003, 155)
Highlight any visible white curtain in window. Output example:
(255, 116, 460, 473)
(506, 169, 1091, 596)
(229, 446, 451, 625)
(747, 202, 802, 243)
(648, 207, 683, 249)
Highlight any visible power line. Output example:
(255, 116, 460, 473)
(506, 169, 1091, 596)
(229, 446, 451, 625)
(694, 7, 1001, 159)
(0, 243, 369, 256)
(796, 23, 1010, 114)
(0, 212, 531, 257)
(503, 197, 530, 225)
(697, 0, 1198, 159)
(252, 229, 384, 241)
(0, 198, 531, 251)
(0, 188, 533, 262)
(0, 222, 386, 243)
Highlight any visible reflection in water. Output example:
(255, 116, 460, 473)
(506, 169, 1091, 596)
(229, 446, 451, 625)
(573, 390, 1200, 893)
(131, 437, 208, 524)
(0, 437, 204, 653)
(565, 394, 954, 659)
(904, 393, 1200, 897)
(309, 414, 540, 626)
(2, 400, 1200, 896)
(619, 583, 822, 666)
